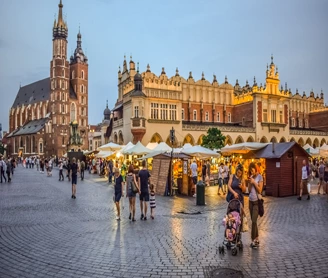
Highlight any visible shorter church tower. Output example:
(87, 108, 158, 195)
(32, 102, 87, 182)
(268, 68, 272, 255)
(70, 29, 89, 150)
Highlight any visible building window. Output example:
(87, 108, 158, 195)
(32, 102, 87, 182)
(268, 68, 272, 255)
(263, 109, 268, 122)
(62, 92, 65, 101)
(81, 70, 84, 79)
(62, 104, 65, 113)
(291, 118, 295, 127)
(228, 113, 231, 123)
(169, 104, 177, 120)
(81, 85, 84, 93)
(181, 108, 185, 120)
(160, 104, 168, 120)
(217, 112, 220, 122)
(62, 69, 65, 77)
(193, 110, 197, 121)
(62, 117, 66, 125)
(205, 112, 209, 122)
(70, 103, 76, 122)
(150, 103, 159, 119)
(72, 70, 75, 79)
(81, 96, 84, 104)
(279, 110, 283, 123)
(299, 119, 302, 128)
(39, 143, 43, 153)
(134, 106, 139, 118)
(305, 119, 308, 128)
(271, 110, 277, 123)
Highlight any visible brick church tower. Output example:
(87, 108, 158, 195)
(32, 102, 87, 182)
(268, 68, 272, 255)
(50, 0, 89, 154)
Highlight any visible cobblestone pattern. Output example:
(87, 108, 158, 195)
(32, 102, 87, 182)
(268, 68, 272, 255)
(1, 166, 328, 278)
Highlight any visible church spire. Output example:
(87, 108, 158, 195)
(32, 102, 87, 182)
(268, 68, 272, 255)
(53, 0, 68, 39)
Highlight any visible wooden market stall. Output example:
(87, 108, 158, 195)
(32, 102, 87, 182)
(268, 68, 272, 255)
(247, 142, 310, 197)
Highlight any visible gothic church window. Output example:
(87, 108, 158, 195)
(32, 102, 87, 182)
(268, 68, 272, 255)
(217, 112, 220, 122)
(62, 104, 65, 113)
(72, 70, 75, 79)
(228, 113, 231, 123)
(181, 109, 184, 120)
(81, 85, 84, 93)
(291, 118, 295, 127)
(205, 112, 209, 122)
(62, 117, 66, 125)
(81, 71, 84, 79)
(70, 103, 76, 122)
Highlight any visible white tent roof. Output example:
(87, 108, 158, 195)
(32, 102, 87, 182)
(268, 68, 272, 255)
(152, 142, 172, 153)
(146, 142, 158, 150)
(303, 143, 313, 151)
(98, 142, 122, 151)
(122, 141, 151, 155)
(220, 142, 269, 154)
(95, 150, 114, 158)
(182, 145, 220, 158)
(320, 143, 328, 158)
(121, 142, 134, 153)
(182, 143, 193, 149)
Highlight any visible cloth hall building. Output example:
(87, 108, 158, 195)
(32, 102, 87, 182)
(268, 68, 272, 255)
(7, 0, 89, 157)
(110, 56, 328, 148)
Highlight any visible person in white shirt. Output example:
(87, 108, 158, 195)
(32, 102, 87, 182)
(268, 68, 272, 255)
(223, 161, 230, 194)
(0, 157, 7, 183)
(218, 163, 224, 195)
(298, 159, 310, 200)
(59, 160, 64, 181)
(190, 160, 198, 197)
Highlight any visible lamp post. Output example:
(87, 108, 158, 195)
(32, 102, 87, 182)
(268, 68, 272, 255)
(170, 127, 175, 196)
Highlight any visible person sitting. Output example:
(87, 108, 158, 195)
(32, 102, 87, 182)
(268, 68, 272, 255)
(225, 213, 236, 241)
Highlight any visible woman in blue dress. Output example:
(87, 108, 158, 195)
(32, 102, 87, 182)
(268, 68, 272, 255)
(227, 164, 246, 207)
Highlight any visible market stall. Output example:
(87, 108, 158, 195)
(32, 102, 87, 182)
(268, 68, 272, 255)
(244, 142, 310, 197)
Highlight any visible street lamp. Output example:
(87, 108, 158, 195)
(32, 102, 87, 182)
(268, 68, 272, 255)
(169, 127, 175, 196)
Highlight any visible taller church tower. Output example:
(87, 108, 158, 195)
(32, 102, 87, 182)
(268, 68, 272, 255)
(50, 0, 70, 156)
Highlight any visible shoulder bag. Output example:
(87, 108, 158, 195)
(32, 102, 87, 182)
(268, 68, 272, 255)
(130, 176, 139, 193)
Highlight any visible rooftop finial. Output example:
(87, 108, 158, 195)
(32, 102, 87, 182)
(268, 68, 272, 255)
(146, 63, 151, 72)
(225, 75, 228, 84)
(175, 67, 179, 76)
(213, 74, 217, 83)
(106, 100, 108, 108)
(161, 67, 165, 75)
(130, 54, 132, 61)
(201, 72, 205, 80)
(189, 71, 193, 79)
(137, 62, 139, 73)
(253, 76, 257, 86)
(271, 54, 274, 65)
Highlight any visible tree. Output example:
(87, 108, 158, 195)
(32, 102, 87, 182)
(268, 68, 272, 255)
(201, 127, 226, 150)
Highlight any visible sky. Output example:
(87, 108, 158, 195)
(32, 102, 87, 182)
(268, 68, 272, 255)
(0, 0, 328, 132)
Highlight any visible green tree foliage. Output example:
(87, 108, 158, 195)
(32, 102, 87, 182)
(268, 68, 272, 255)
(201, 128, 226, 150)
(0, 143, 6, 155)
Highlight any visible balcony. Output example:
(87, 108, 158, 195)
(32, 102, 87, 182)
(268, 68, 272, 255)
(113, 118, 123, 128)
(131, 117, 146, 129)
(261, 122, 287, 133)
(131, 117, 146, 144)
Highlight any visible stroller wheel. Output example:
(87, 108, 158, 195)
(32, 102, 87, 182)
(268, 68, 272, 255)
(232, 248, 238, 256)
(239, 243, 243, 251)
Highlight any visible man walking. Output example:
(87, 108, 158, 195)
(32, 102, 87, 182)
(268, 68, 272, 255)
(80, 160, 85, 180)
(190, 160, 198, 197)
(59, 160, 64, 181)
(298, 159, 310, 200)
(0, 157, 7, 183)
(138, 160, 151, 220)
(108, 159, 113, 184)
(70, 158, 79, 199)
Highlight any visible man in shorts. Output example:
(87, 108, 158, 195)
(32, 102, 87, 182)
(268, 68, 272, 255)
(138, 160, 151, 220)
(70, 158, 79, 199)
(298, 159, 310, 201)
(190, 160, 198, 197)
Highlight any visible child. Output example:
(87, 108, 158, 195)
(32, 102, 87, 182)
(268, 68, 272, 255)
(225, 213, 236, 241)
(149, 184, 156, 219)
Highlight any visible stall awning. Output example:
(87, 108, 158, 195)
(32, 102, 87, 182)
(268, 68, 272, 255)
(122, 141, 151, 155)
(221, 142, 268, 154)
(182, 145, 220, 158)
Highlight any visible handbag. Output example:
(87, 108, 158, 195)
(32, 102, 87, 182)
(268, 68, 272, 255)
(257, 194, 264, 217)
(242, 215, 248, 232)
(131, 180, 139, 194)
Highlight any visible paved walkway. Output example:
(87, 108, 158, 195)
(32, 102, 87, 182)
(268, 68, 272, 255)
(1, 166, 328, 278)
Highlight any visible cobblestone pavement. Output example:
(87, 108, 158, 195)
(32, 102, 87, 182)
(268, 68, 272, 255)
(1, 166, 328, 278)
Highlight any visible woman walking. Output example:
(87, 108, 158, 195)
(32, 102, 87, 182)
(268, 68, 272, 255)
(248, 162, 263, 249)
(227, 164, 246, 206)
(126, 165, 140, 221)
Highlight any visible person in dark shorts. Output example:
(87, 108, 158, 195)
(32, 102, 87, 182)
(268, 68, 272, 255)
(138, 160, 151, 220)
(114, 168, 124, 220)
(70, 158, 79, 199)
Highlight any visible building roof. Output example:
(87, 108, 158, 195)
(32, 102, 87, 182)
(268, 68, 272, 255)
(248, 142, 310, 159)
(12, 78, 50, 108)
(8, 118, 49, 137)
(130, 89, 146, 97)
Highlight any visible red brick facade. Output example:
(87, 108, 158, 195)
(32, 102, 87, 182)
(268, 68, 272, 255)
(309, 111, 328, 131)
(232, 102, 253, 127)
(257, 101, 262, 122)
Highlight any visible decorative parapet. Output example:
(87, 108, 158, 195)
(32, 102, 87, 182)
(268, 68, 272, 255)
(289, 129, 328, 136)
(131, 117, 146, 129)
(182, 123, 255, 133)
(113, 118, 123, 128)
(148, 119, 180, 124)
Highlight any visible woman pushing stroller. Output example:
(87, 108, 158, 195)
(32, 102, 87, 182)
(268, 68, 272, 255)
(227, 164, 246, 209)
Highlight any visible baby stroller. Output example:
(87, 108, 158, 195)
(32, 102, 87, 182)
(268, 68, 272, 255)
(218, 199, 244, 256)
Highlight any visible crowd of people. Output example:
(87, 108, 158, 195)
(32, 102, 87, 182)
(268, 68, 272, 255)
(0, 156, 15, 183)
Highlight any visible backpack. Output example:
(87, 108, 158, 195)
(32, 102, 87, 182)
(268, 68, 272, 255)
(81, 161, 85, 170)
